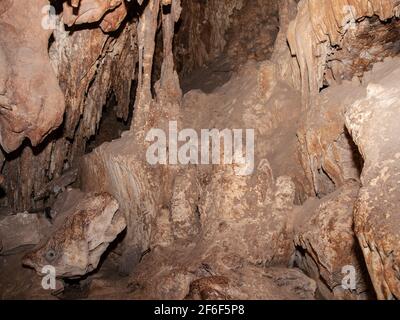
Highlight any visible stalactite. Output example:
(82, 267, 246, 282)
(132, 0, 160, 133)
(1, 3, 137, 211)
(158, 0, 182, 98)
(2, 0, 400, 301)
(287, 0, 400, 96)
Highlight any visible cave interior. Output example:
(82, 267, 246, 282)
(1, 0, 400, 300)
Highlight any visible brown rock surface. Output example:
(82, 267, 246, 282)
(0, 0, 65, 152)
(287, 0, 400, 95)
(23, 193, 126, 278)
(293, 182, 373, 299)
(298, 81, 364, 196)
(62, 0, 124, 30)
(345, 58, 400, 299)
(0, 213, 41, 255)
(1, 0, 400, 301)
(1, 5, 137, 212)
(185, 268, 317, 300)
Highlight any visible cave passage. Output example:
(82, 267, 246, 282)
(1, 0, 400, 301)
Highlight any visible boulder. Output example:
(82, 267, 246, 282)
(23, 193, 126, 278)
(293, 182, 373, 299)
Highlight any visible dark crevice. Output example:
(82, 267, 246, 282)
(85, 89, 134, 153)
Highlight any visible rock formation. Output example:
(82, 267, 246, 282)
(22, 192, 126, 278)
(0, 0, 65, 152)
(346, 58, 400, 300)
(0, 0, 400, 301)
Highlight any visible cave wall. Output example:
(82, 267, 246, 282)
(174, 0, 247, 75)
(0, 0, 65, 154)
(287, 0, 400, 95)
(287, 0, 400, 198)
(1, 0, 400, 300)
(287, 0, 400, 299)
(174, 0, 280, 74)
(1, 1, 138, 211)
(0, 0, 282, 211)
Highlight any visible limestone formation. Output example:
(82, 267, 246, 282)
(62, 0, 128, 33)
(287, 0, 400, 95)
(23, 193, 126, 278)
(0, 213, 41, 255)
(184, 267, 317, 300)
(0, 0, 65, 152)
(0, 0, 399, 301)
(293, 182, 372, 300)
(345, 58, 400, 300)
(1, 3, 136, 212)
(298, 81, 364, 196)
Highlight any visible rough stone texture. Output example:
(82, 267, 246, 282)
(325, 16, 400, 85)
(270, 0, 301, 90)
(126, 245, 317, 300)
(170, 168, 201, 241)
(99, 1, 128, 33)
(0, 252, 61, 299)
(0, 213, 41, 255)
(23, 192, 126, 278)
(174, 0, 246, 75)
(62, 0, 126, 33)
(198, 167, 296, 267)
(34, 168, 78, 201)
(176, 0, 280, 93)
(0, 0, 65, 152)
(1, 0, 400, 301)
(80, 0, 184, 274)
(293, 182, 373, 299)
(81, 48, 308, 299)
(81, 59, 305, 271)
(287, 0, 400, 95)
(1, 5, 137, 212)
(298, 81, 364, 197)
(185, 268, 316, 300)
(345, 58, 400, 300)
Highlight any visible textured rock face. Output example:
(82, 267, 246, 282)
(198, 168, 296, 267)
(293, 182, 373, 299)
(80, 52, 308, 299)
(175, 0, 247, 75)
(80, 0, 183, 272)
(62, 0, 126, 32)
(293, 56, 400, 300)
(345, 58, 400, 300)
(287, 0, 400, 95)
(175, 0, 280, 92)
(0, 213, 41, 255)
(0, 0, 65, 152)
(1, 1, 136, 212)
(298, 82, 364, 197)
(185, 268, 316, 300)
(78, 0, 400, 300)
(1, 0, 400, 301)
(23, 193, 126, 278)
